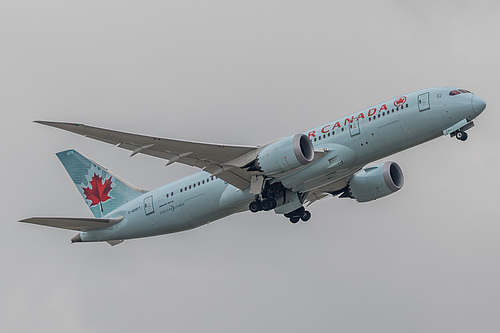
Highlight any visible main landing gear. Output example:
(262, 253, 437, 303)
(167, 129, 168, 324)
(249, 200, 312, 224)
(284, 207, 311, 224)
(455, 130, 468, 141)
(249, 198, 277, 212)
(248, 180, 311, 224)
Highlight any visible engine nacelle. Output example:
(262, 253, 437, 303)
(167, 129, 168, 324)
(347, 161, 404, 202)
(256, 134, 314, 175)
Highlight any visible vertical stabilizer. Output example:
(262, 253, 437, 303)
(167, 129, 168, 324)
(56, 149, 145, 218)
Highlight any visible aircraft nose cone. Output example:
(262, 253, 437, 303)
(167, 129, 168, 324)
(472, 95, 486, 115)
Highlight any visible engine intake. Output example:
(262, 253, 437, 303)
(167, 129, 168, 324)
(347, 161, 404, 202)
(255, 134, 314, 175)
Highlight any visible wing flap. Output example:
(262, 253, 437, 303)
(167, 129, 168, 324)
(19, 216, 124, 231)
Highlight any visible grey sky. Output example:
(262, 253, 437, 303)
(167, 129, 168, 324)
(2, 0, 500, 332)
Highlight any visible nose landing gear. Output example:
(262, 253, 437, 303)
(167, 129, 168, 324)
(445, 119, 474, 142)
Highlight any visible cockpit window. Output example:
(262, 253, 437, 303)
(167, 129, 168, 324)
(450, 89, 473, 96)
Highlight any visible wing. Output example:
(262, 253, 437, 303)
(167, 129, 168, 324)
(19, 216, 124, 232)
(36, 121, 259, 189)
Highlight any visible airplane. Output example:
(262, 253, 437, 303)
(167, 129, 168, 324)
(20, 87, 486, 246)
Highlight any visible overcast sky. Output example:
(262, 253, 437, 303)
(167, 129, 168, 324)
(2, 0, 500, 332)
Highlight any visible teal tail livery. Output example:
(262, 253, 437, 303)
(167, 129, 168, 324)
(56, 150, 145, 218)
(20, 87, 487, 246)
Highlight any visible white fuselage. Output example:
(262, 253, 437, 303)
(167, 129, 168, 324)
(80, 87, 484, 242)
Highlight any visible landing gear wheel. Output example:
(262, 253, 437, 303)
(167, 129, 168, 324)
(261, 199, 276, 211)
(270, 199, 277, 209)
(249, 201, 261, 213)
(290, 216, 300, 223)
(456, 131, 468, 141)
(301, 211, 311, 222)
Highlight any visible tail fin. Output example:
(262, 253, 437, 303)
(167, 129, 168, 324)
(56, 149, 146, 218)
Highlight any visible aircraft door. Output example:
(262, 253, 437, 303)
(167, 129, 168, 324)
(349, 119, 360, 136)
(144, 195, 154, 215)
(418, 92, 430, 111)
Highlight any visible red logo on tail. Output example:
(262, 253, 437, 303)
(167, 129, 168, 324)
(83, 174, 112, 212)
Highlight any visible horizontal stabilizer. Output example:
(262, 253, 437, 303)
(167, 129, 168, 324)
(19, 216, 123, 231)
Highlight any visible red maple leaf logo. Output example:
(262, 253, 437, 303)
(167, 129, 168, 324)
(394, 96, 407, 107)
(82, 174, 112, 212)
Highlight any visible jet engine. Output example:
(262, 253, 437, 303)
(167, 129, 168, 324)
(254, 134, 314, 175)
(346, 161, 404, 202)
